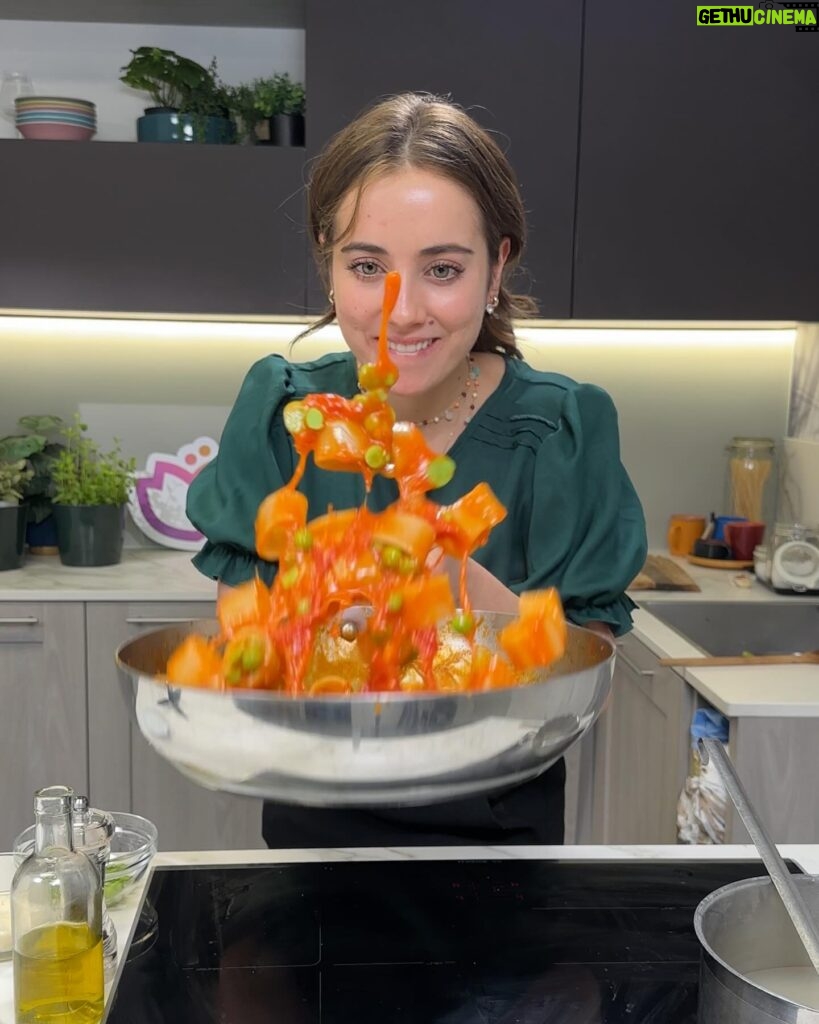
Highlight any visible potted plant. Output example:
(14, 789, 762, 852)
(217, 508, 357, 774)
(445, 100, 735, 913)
(120, 46, 236, 144)
(230, 73, 305, 146)
(51, 416, 136, 567)
(0, 454, 32, 571)
(0, 414, 66, 553)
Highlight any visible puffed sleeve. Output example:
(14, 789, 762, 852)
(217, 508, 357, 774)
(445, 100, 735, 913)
(186, 355, 296, 587)
(521, 382, 647, 635)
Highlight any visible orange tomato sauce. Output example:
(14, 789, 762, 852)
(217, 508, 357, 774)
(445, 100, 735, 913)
(166, 271, 567, 694)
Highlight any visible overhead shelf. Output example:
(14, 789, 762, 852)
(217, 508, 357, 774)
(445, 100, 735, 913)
(0, 0, 305, 29)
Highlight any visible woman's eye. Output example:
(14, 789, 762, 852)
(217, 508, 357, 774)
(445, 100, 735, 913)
(429, 263, 460, 281)
(350, 260, 382, 277)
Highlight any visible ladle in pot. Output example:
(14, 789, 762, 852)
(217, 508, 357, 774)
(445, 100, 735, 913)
(699, 736, 819, 976)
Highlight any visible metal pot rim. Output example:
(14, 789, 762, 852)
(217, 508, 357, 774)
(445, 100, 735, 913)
(695, 874, 819, 1021)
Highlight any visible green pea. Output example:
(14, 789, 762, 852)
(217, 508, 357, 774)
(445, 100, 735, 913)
(398, 555, 417, 575)
(365, 444, 388, 469)
(241, 637, 265, 671)
(426, 455, 455, 488)
(357, 363, 379, 391)
(387, 591, 404, 613)
(296, 597, 311, 616)
(280, 566, 299, 589)
(294, 528, 313, 551)
(305, 407, 324, 430)
(451, 611, 474, 635)
(380, 545, 402, 569)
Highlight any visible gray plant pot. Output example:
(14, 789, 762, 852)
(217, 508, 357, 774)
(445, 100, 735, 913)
(54, 504, 124, 567)
(0, 504, 26, 571)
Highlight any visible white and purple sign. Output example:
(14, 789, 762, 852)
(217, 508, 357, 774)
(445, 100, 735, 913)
(128, 437, 219, 550)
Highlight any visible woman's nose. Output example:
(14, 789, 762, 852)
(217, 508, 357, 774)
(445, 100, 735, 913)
(389, 280, 425, 327)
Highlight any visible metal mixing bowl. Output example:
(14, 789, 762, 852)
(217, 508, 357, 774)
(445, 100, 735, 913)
(115, 614, 614, 807)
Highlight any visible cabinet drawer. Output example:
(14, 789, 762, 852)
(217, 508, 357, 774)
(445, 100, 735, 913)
(0, 603, 45, 644)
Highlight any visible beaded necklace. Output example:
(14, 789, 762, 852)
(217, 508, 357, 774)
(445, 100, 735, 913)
(418, 356, 481, 428)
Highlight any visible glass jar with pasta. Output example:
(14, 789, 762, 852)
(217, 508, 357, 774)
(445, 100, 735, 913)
(723, 437, 777, 528)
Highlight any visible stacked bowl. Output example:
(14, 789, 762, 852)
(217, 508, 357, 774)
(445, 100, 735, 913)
(14, 95, 96, 140)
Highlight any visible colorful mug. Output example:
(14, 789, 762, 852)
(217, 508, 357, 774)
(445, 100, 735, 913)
(667, 514, 706, 557)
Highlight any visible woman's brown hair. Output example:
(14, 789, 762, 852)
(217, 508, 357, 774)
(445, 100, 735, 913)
(298, 92, 538, 357)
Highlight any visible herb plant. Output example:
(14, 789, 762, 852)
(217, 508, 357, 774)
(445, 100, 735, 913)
(51, 416, 136, 507)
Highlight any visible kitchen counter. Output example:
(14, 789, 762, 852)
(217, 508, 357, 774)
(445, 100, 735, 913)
(628, 555, 819, 718)
(0, 548, 214, 602)
(2, 843, 819, 1024)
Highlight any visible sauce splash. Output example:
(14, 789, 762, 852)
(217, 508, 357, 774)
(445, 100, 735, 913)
(167, 272, 567, 694)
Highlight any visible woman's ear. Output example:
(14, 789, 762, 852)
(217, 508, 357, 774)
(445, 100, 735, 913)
(490, 237, 511, 294)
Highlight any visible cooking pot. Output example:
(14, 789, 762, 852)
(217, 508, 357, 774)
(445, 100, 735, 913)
(696, 874, 819, 1022)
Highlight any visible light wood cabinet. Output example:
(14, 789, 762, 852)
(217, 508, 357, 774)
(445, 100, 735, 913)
(86, 601, 266, 852)
(0, 602, 88, 849)
(567, 633, 694, 844)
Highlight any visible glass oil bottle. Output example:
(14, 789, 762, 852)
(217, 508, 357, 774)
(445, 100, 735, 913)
(11, 785, 104, 1024)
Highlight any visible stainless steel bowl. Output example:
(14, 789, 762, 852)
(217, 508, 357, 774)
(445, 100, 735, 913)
(115, 615, 615, 808)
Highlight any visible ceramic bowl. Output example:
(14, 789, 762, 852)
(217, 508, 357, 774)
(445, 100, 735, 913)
(17, 122, 95, 141)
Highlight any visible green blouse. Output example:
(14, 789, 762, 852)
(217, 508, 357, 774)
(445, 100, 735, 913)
(187, 351, 647, 635)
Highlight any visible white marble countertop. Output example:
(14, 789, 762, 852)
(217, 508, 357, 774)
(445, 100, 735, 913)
(0, 548, 215, 602)
(0, 548, 816, 716)
(2, 843, 819, 1023)
(629, 555, 819, 718)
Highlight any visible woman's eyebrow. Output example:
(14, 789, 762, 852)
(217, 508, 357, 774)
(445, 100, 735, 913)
(339, 242, 474, 256)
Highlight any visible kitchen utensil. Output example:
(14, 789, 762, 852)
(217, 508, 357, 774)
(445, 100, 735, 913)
(699, 736, 819, 976)
(694, 737, 819, 1021)
(116, 615, 615, 808)
(629, 554, 700, 591)
(660, 650, 819, 667)
(696, 875, 819, 1021)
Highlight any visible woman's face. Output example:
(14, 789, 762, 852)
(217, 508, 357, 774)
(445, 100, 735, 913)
(329, 167, 509, 399)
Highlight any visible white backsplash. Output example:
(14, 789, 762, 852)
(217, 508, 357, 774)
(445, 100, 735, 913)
(0, 316, 803, 548)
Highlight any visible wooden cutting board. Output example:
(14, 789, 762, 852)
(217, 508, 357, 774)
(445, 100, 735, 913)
(629, 554, 701, 592)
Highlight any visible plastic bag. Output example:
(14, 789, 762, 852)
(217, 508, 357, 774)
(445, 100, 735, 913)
(677, 709, 729, 844)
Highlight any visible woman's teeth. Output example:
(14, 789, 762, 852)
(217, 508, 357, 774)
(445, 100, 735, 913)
(388, 339, 434, 355)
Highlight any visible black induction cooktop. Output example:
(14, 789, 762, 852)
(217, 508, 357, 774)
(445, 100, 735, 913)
(104, 857, 797, 1024)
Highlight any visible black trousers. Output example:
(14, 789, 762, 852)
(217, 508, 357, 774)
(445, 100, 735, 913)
(262, 759, 565, 848)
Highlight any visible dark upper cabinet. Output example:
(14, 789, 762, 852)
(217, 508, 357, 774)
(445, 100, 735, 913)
(304, 0, 583, 318)
(0, 141, 307, 317)
(573, 0, 819, 320)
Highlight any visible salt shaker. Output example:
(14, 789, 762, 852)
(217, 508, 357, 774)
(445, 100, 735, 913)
(11, 785, 104, 1024)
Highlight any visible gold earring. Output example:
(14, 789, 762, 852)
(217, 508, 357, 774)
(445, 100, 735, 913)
(485, 295, 498, 316)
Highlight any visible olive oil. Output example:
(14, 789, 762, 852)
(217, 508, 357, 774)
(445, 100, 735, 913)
(14, 922, 104, 1024)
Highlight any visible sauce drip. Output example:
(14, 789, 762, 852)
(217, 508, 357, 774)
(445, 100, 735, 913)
(167, 272, 567, 694)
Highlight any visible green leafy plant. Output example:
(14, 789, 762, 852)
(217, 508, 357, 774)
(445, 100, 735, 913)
(120, 47, 216, 111)
(228, 73, 305, 141)
(0, 459, 32, 505)
(120, 47, 235, 139)
(51, 416, 136, 507)
(0, 415, 66, 522)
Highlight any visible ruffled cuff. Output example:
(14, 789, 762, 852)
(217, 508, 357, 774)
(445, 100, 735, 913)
(563, 592, 637, 637)
(191, 541, 277, 588)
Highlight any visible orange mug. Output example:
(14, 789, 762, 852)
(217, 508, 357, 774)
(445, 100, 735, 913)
(667, 514, 706, 557)
(724, 520, 765, 562)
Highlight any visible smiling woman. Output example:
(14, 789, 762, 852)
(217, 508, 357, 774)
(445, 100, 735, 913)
(185, 92, 647, 849)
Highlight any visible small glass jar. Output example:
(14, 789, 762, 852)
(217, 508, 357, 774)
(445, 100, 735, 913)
(723, 437, 777, 526)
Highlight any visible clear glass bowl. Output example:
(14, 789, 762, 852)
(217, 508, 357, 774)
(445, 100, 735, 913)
(13, 811, 158, 908)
